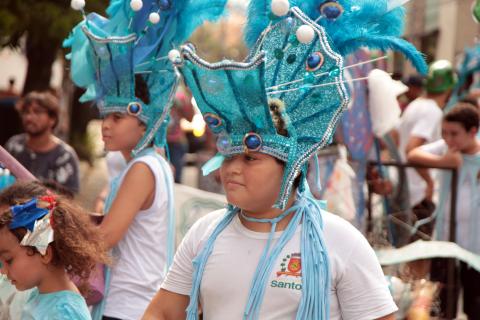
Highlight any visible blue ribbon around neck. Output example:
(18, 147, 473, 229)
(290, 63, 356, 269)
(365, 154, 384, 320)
(186, 194, 330, 319)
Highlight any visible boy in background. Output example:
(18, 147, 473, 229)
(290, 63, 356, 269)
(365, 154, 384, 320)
(408, 103, 480, 319)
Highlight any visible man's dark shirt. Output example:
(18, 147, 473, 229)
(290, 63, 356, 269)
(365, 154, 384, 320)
(5, 134, 80, 193)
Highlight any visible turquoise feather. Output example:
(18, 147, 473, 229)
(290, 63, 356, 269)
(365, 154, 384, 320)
(63, 0, 227, 155)
(244, 0, 427, 74)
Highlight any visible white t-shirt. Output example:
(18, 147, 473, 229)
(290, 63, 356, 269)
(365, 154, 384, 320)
(104, 154, 172, 320)
(397, 98, 443, 205)
(162, 209, 397, 320)
(421, 140, 480, 254)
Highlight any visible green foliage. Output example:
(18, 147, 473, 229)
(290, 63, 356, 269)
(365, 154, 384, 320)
(0, 0, 107, 49)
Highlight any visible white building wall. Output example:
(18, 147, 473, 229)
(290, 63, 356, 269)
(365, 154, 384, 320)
(0, 47, 63, 93)
(436, 0, 458, 62)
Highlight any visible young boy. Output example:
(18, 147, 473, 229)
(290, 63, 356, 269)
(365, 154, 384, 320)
(64, 1, 228, 318)
(408, 103, 480, 319)
(143, 0, 426, 319)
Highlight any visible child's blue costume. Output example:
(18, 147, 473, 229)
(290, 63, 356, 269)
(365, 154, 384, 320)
(170, 0, 426, 319)
(64, 0, 227, 318)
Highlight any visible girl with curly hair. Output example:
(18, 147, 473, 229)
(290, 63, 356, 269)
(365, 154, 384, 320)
(0, 181, 110, 319)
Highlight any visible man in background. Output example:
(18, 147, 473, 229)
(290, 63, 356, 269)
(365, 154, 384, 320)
(399, 74, 424, 112)
(4, 91, 80, 193)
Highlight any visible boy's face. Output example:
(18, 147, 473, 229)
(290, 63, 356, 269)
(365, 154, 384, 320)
(101, 112, 146, 152)
(441, 120, 478, 151)
(0, 226, 46, 291)
(220, 152, 284, 214)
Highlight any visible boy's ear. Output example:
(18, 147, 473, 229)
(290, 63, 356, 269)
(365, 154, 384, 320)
(469, 127, 478, 137)
(138, 120, 147, 133)
(40, 246, 54, 265)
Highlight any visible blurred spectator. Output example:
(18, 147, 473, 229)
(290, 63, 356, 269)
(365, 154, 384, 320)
(4, 91, 80, 194)
(398, 75, 424, 112)
(408, 103, 480, 319)
(0, 77, 22, 145)
(460, 97, 479, 110)
(394, 60, 456, 236)
(167, 89, 194, 183)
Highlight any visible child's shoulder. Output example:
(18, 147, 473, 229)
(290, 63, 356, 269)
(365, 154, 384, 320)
(126, 153, 170, 178)
(321, 211, 371, 254)
(181, 209, 229, 250)
(25, 290, 91, 320)
(50, 291, 91, 320)
(322, 211, 363, 240)
(188, 209, 228, 235)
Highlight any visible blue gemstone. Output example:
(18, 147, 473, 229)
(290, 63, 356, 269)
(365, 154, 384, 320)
(245, 134, 261, 150)
(205, 115, 220, 127)
(159, 0, 171, 10)
(217, 136, 231, 152)
(322, 4, 342, 20)
(286, 54, 296, 64)
(129, 104, 140, 114)
(307, 53, 321, 69)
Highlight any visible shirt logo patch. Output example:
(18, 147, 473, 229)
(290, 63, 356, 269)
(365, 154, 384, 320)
(277, 253, 302, 277)
(271, 253, 302, 291)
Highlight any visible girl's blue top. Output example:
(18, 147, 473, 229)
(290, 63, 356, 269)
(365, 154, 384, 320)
(22, 288, 91, 320)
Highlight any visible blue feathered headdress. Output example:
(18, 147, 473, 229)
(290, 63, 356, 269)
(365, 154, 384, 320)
(63, 0, 227, 156)
(173, 0, 426, 209)
(245, 0, 427, 74)
(447, 43, 480, 110)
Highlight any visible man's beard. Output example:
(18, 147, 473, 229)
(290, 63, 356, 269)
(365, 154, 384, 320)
(24, 123, 50, 137)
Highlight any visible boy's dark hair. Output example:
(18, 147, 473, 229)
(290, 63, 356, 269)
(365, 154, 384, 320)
(403, 74, 424, 88)
(269, 99, 304, 188)
(17, 91, 60, 129)
(135, 74, 150, 105)
(444, 103, 480, 132)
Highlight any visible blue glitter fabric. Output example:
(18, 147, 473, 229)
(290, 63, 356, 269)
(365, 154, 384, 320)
(245, 0, 427, 74)
(178, 8, 349, 208)
(64, 0, 227, 156)
(175, 4, 425, 208)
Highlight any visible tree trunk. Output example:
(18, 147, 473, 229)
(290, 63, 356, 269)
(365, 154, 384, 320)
(22, 35, 59, 95)
(69, 86, 100, 163)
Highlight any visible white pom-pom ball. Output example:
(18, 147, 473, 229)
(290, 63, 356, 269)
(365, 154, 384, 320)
(271, 0, 290, 17)
(71, 0, 85, 11)
(130, 0, 143, 12)
(168, 49, 181, 63)
(149, 12, 160, 24)
(296, 25, 315, 44)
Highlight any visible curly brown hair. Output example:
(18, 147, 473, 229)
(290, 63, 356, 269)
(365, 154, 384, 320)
(0, 181, 111, 293)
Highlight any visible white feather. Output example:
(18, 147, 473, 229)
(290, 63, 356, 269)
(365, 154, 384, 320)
(387, 0, 411, 12)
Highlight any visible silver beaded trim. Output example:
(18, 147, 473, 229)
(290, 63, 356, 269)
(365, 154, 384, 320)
(81, 26, 137, 44)
(181, 44, 265, 71)
(274, 7, 350, 209)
